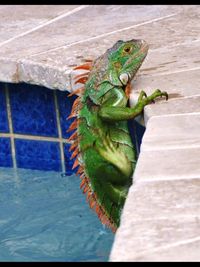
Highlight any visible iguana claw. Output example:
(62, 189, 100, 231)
(140, 89, 168, 106)
(138, 90, 147, 102)
(162, 91, 168, 101)
(153, 89, 168, 101)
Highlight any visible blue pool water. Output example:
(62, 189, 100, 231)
(0, 167, 114, 262)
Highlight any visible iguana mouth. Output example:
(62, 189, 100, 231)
(139, 39, 149, 52)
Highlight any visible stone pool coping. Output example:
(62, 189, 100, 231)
(0, 5, 200, 261)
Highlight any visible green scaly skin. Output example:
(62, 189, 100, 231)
(74, 39, 168, 231)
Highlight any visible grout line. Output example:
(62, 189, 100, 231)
(121, 214, 200, 223)
(141, 144, 200, 152)
(0, 5, 89, 48)
(130, 94, 200, 104)
(0, 132, 70, 143)
(4, 84, 17, 168)
(139, 66, 200, 78)
(53, 90, 66, 173)
(145, 111, 200, 123)
(26, 12, 178, 58)
(144, 110, 200, 126)
(133, 175, 200, 183)
(144, 112, 200, 127)
(153, 94, 200, 103)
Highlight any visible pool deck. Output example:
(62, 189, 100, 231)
(0, 5, 200, 261)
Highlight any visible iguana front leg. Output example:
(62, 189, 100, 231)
(99, 89, 168, 122)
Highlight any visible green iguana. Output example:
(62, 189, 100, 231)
(67, 39, 168, 232)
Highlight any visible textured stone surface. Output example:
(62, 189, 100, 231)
(131, 93, 200, 125)
(18, 60, 70, 91)
(122, 178, 200, 220)
(133, 147, 200, 181)
(142, 96, 200, 124)
(17, 5, 199, 91)
(138, 40, 200, 78)
(0, 5, 199, 90)
(141, 113, 200, 151)
(0, 5, 78, 44)
(133, 239, 200, 262)
(130, 60, 200, 105)
(0, 5, 182, 58)
(110, 178, 200, 261)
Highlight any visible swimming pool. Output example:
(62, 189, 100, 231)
(0, 167, 114, 262)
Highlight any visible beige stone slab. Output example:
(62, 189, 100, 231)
(111, 216, 200, 261)
(133, 239, 200, 262)
(0, 5, 77, 44)
(0, 5, 198, 88)
(132, 5, 200, 50)
(0, 5, 182, 58)
(125, 178, 200, 220)
(24, 5, 199, 61)
(132, 95, 200, 124)
(27, 4, 198, 59)
(110, 178, 200, 261)
(0, 57, 19, 82)
(24, 39, 200, 92)
(141, 113, 200, 151)
(133, 146, 200, 181)
(17, 60, 70, 90)
(17, 6, 199, 90)
(136, 40, 200, 79)
(129, 69, 200, 110)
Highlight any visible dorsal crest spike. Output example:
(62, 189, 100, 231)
(72, 157, 79, 169)
(74, 76, 88, 85)
(69, 141, 78, 152)
(76, 166, 84, 175)
(70, 147, 79, 160)
(67, 119, 77, 133)
(67, 131, 77, 142)
(80, 178, 87, 189)
(73, 72, 90, 81)
(73, 62, 93, 71)
(68, 87, 85, 97)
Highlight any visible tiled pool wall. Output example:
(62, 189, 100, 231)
(0, 82, 145, 174)
(0, 82, 78, 175)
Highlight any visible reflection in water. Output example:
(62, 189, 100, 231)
(0, 167, 114, 262)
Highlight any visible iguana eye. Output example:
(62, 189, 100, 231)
(124, 46, 132, 53)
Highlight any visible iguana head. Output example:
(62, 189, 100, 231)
(82, 39, 149, 102)
(106, 39, 149, 87)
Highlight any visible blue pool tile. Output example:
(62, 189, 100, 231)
(9, 83, 58, 137)
(57, 90, 77, 139)
(0, 84, 9, 133)
(0, 138, 13, 167)
(63, 143, 78, 175)
(128, 119, 145, 157)
(15, 139, 61, 171)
